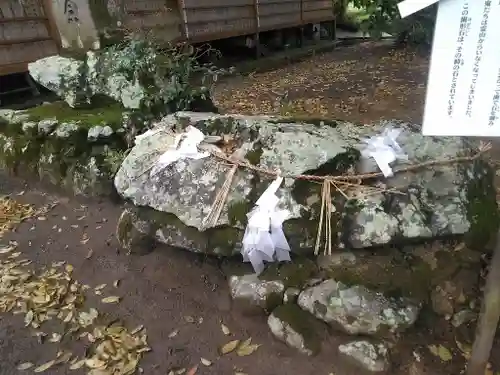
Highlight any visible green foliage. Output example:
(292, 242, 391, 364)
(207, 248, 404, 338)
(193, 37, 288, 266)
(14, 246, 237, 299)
(351, 0, 437, 46)
(102, 33, 228, 117)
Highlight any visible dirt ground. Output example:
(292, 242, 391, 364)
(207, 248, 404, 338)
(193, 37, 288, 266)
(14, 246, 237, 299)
(0, 42, 499, 375)
(213, 41, 429, 124)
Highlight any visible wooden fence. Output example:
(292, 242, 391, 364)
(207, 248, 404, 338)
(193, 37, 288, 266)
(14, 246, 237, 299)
(0, 0, 60, 76)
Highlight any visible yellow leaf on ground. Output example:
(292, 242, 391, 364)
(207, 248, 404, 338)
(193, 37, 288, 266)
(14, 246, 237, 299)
(237, 337, 260, 356)
(220, 340, 240, 355)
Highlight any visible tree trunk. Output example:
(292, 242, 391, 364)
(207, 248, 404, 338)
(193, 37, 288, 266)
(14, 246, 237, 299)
(467, 229, 500, 375)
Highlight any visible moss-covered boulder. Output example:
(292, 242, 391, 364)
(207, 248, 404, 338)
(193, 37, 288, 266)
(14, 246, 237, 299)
(0, 102, 129, 197)
(297, 279, 420, 336)
(28, 39, 220, 114)
(114, 111, 499, 256)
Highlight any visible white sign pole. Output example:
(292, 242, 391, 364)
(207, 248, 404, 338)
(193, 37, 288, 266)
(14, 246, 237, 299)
(399, 0, 500, 137)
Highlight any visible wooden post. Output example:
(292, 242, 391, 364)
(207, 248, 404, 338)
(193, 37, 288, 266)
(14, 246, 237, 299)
(42, 0, 62, 51)
(467, 229, 500, 375)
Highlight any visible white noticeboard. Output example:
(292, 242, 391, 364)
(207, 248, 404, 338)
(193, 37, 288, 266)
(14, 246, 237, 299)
(401, 0, 500, 137)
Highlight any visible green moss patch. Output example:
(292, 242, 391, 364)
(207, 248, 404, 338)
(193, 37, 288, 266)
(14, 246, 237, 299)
(25, 100, 124, 129)
(260, 258, 318, 288)
(461, 159, 500, 250)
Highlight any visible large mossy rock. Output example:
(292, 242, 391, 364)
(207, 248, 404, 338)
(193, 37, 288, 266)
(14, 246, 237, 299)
(114, 112, 499, 256)
(28, 41, 218, 113)
(0, 102, 129, 197)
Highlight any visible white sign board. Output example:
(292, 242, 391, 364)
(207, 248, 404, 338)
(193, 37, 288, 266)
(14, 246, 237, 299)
(401, 0, 500, 137)
(397, 0, 439, 18)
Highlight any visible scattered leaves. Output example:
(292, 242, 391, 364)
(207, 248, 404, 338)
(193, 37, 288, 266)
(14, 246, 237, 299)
(220, 340, 240, 355)
(0, 197, 35, 237)
(428, 344, 453, 362)
(0, 240, 150, 375)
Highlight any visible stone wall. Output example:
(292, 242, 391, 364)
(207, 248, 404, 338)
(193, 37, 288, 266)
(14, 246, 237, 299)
(0, 101, 134, 197)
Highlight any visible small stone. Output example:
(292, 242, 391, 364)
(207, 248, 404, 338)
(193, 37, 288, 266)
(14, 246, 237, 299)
(268, 304, 323, 356)
(451, 309, 477, 327)
(229, 274, 285, 313)
(338, 340, 390, 373)
(22, 121, 38, 134)
(54, 122, 79, 138)
(116, 209, 156, 255)
(298, 279, 420, 336)
(88, 125, 114, 141)
(283, 287, 300, 304)
(37, 118, 58, 134)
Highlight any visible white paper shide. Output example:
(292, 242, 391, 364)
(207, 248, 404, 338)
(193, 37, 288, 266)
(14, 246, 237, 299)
(150, 126, 209, 176)
(360, 128, 407, 177)
(241, 176, 292, 274)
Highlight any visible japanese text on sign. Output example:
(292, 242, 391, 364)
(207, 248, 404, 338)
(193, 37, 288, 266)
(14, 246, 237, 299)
(420, 0, 500, 136)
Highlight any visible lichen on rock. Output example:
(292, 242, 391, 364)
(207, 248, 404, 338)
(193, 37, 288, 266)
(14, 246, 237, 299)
(268, 304, 326, 355)
(338, 340, 391, 373)
(229, 274, 285, 313)
(114, 112, 497, 256)
(297, 279, 420, 336)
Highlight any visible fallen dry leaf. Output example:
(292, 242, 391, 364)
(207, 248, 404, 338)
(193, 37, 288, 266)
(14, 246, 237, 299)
(220, 340, 240, 355)
(131, 324, 144, 335)
(0, 245, 14, 254)
(113, 279, 120, 288)
(237, 337, 260, 356)
(86, 249, 93, 259)
(187, 365, 199, 375)
(69, 359, 86, 370)
(101, 296, 120, 304)
(221, 323, 231, 335)
(168, 329, 179, 338)
(200, 358, 212, 366)
(49, 332, 62, 343)
(17, 362, 34, 370)
(34, 360, 55, 372)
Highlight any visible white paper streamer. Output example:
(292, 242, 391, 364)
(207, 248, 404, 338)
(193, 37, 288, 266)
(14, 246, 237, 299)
(360, 128, 407, 177)
(241, 176, 292, 274)
(150, 126, 209, 177)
